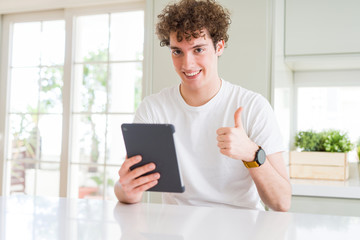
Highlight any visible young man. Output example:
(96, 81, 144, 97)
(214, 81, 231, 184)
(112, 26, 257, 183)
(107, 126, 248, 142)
(115, 0, 291, 211)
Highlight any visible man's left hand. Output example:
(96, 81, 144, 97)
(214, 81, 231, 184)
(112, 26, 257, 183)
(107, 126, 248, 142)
(216, 107, 258, 162)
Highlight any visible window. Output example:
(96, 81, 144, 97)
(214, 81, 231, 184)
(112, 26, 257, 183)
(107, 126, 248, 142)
(3, 15, 65, 197)
(70, 11, 144, 200)
(0, 4, 144, 200)
(294, 70, 360, 162)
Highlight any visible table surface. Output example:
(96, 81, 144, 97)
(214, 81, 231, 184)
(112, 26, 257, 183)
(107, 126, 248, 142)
(1, 195, 360, 240)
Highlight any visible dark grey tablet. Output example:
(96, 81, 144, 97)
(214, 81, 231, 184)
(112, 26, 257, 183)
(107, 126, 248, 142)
(121, 123, 185, 193)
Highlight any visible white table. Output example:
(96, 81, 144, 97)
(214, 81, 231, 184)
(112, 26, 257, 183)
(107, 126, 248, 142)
(0, 195, 360, 240)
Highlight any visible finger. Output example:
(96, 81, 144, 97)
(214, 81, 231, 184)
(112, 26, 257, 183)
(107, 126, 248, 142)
(130, 172, 160, 190)
(217, 133, 225, 141)
(220, 148, 231, 157)
(216, 127, 231, 135)
(234, 107, 244, 129)
(133, 179, 159, 194)
(119, 155, 142, 176)
(217, 141, 227, 149)
(217, 133, 233, 142)
(120, 166, 158, 193)
(128, 162, 156, 180)
(218, 140, 232, 149)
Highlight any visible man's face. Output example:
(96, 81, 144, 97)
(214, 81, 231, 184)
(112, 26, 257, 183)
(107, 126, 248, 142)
(169, 30, 224, 92)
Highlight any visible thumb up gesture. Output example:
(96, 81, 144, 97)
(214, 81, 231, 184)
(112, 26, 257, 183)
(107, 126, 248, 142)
(216, 107, 258, 162)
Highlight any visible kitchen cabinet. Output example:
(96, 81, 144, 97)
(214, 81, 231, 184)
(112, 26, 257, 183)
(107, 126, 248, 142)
(291, 196, 360, 217)
(285, 0, 360, 56)
(290, 163, 360, 217)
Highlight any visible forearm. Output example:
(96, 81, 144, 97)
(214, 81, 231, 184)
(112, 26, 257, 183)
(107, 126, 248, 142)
(248, 157, 291, 212)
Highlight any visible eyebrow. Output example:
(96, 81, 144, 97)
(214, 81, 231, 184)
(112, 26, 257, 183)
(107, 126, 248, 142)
(170, 43, 208, 50)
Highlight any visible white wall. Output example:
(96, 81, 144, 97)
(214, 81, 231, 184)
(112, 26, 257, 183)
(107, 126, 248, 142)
(272, 0, 293, 151)
(150, 0, 274, 101)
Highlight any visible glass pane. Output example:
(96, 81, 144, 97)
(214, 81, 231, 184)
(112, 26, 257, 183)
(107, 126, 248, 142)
(73, 64, 108, 112)
(297, 87, 360, 162)
(75, 14, 109, 62)
(8, 114, 39, 160)
(8, 160, 36, 195)
(12, 22, 41, 67)
(72, 114, 106, 164)
(40, 67, 63, 113)
(105, 166, 121, 201)
(109, 11, 144, 61)
(38, 114, 62, 161)
(108, 62, 142, 113)
(10, 67, 39, 113)
(106, 114, 134, 165)
(41, 20, 65, 65)
(70, 164, 104, 199)
(36, 162, 60, 197)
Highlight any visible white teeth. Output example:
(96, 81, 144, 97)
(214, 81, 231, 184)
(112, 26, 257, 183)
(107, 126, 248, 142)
(185, 70, 200, 76)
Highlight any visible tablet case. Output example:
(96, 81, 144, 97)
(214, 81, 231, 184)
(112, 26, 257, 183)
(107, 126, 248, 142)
(121, 123, 185, 193)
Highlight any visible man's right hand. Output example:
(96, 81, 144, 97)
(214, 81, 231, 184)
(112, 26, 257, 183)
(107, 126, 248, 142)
(115, 155, 160, 204)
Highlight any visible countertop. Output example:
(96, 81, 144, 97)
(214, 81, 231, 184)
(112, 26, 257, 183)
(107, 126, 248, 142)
(291, 163, 360, 199)
(1, 195, 360, 239)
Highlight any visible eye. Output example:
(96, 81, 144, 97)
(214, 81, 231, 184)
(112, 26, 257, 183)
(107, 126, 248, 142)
(172, 49, 182, 56)
(194, 48, 204, 53)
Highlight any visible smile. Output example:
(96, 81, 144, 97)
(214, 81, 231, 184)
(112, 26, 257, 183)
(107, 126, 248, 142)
(184, 70, 201, 77)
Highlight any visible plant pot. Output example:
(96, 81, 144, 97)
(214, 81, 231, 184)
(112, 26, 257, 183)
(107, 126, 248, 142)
(289, 151, 349, 181)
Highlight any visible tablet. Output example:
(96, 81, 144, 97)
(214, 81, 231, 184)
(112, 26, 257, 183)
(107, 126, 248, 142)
(121, 123, 185, 193)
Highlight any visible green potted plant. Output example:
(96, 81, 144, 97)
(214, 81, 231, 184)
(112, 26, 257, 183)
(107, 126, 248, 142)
(290, 129, 354, 180)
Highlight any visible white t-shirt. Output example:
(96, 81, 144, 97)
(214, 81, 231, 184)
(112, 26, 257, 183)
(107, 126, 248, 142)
(134, 79, 284, 210)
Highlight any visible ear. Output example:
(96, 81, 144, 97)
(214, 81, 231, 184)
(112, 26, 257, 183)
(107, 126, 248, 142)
(215, 40, 225, 56)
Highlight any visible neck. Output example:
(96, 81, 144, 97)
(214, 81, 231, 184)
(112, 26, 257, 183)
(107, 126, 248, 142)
(180, 78, 222, 107)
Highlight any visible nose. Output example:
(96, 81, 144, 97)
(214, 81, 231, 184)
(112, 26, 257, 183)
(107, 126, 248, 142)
(182, 52, 195, 69)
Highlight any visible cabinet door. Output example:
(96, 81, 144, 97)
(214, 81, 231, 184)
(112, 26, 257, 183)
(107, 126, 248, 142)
(285, 0, 360, 56)
(291, 196, 360, 217)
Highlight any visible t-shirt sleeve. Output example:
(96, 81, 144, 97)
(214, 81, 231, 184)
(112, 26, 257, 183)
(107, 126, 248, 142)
(133, 97, 154, 123)
(247, 95, 285, 155)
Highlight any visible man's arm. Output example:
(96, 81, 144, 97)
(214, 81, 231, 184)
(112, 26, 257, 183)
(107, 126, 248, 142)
(247, 151, 291, 211)
(217, 107, 291, 211)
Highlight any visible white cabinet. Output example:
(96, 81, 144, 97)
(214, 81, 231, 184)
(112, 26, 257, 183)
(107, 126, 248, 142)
(291, 196, 360, 217)
(148, 0, 273, 101)
(285, 0, 360, 56)
(290, 163, 360, 217)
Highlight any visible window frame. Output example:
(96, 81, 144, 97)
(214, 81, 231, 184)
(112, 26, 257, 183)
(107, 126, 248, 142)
(0, 1, 146, 197)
